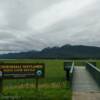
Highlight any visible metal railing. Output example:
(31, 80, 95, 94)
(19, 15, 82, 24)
(70, 61, 74, 74)
(86, 62, 100, 86)
(64, 61, 75, 81)
(69, 61, 74, 84)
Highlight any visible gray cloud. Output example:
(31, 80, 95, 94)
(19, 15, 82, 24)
(0, 0, 99, 53)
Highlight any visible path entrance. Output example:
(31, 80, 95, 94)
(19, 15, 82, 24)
(72, 66, 100, 100)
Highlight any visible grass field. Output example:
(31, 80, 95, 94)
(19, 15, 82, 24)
(0, 59, 72, 100)
(95, 61, 100, 69)
(1, 59, 99, 100)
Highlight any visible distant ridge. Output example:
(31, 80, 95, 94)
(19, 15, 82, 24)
(0, 45, 100, 59)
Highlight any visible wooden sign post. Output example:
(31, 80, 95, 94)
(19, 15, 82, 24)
(35, 69, 44, 89)
(0, 63, 45, 93)
(64, 62, 72, 80)
(0, 70, 3, 95)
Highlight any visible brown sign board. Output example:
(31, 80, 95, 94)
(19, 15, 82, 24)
(64, 62, 72, 71)
(0, 63, 45, 79)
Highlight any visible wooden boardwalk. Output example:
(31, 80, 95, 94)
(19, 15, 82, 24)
(72, 66, 100, 100)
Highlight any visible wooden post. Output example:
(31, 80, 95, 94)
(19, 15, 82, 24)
(0, 70, 3, 95)
(65, 68, 70, 81)
(35, 77, 39, 90)
(0, 78, 3, 95)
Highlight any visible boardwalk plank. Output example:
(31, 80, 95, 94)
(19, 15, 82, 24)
(72, 66, 100, 100)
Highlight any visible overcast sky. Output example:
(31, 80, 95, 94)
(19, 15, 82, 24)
(0, 0, 100, 53)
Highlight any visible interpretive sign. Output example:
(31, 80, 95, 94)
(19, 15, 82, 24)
(64, 62, 72, 71)
(64, 61, 72, 80)
(0, 63, 45, 79)
(0, 63, 45, 92)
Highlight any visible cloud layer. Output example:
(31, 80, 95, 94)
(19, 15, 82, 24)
(0, 0, 99, 53)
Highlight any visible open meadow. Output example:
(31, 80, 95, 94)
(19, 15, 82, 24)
(0, 59, 100, 100)
(0, 59, 72, 100)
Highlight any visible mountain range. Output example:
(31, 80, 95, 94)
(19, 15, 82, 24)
(0, 45, 100, 59)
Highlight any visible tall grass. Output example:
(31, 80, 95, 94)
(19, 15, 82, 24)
(0, 59, 72, 100)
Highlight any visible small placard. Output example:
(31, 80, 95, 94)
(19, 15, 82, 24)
(64, 62, 72, 71)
